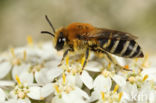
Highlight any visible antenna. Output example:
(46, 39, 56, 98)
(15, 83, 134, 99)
(41, 31, 55, 37)
(41, 15, 55, 37)
(45, 15, 55, 33)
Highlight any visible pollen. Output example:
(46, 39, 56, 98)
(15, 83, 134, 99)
(62, 72, 66, 85)
(27, 36, 33, 46)
(54, 84, 60, 94)
(101, 91, 105, 101)
(113, 85, 119, 93)
(10, 48, 15, 57)
(81, 56, 85, 68)
(107, 62, 111, 70)
(124, 65, 129, 70)
(66, 56, 69, 67)
(143, 74, 148, 81)
(118, 92, 123, 101)
(15, 75, 21, 85)
(135, 58, 138, 62)
(23, 50, 27, 61)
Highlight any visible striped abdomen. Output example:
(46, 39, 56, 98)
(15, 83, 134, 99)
(99, 39, 144, 58)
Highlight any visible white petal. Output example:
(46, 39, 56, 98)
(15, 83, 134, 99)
(113, 55, 126, 66)
(80, 70, 93, 89)
(94, 75, 112, 93)
(121, 82, 138, 99)
(27, 86, 41, 100)
(66, 74, 76, 85)
(52, 96, 65, 103)
(62, 92, 87, 103)
(27, 83, 53, 100)
(75, 75, 83, 88)
(141, 67, 156, 81)
(17, 98, 31, 103)
(5, 99, 17, 103)
(35, 68, 50, 84)
(19, 72, 33, 84)
(35, 68, 63, 84)
(65, 74, 82, 88)
(141, 67, 156, 75)
(41, 83, 54, 97)
(0, 80, 15, 87)
(40, 43, 57, 59)
(14, 47, 26, 55)
(74, 87, 89, 100)
(0, 62, 12, 79)
(9, 91, 17, 99)
(0, 88, 6, 102)
(12, 64, 33, 84)
(112, 75, 126, 87)
(90, 91, 99, 102)
(149, 91, 156, 103)
(47, 68, 63, 82)
(85, 61, 102, 72)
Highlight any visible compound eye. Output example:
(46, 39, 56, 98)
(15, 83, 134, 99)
(55, 37, 66, 51)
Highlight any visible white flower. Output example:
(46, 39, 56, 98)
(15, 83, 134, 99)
(101, 70, 126, 87)
(121, 81, 156, 103)
(51, 72, 89, 103)
(52, 87, 89, 103)
(90, 75, 112, 102)
(0, 80, 15, 87)
(91, 83, 124, 103)
(34, 61, 63, 84)
(12, 56, 63, 84)
(90, 69, 126, 102)
(8, 75, 54, 102)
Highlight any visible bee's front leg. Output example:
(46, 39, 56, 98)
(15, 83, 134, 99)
(58, 48, 72, 67)
(80, 48, 90, 74)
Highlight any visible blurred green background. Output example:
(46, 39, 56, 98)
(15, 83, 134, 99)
(0, 0, 156, 54)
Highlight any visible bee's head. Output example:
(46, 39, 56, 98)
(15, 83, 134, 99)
(54, 29, 67, 51)
(41, 15, 67, 51)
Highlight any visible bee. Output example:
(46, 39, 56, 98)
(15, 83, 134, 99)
(41, 15, 144, 72)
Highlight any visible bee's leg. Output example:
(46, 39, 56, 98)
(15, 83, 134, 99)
(81, 48, 90, 73)
(58, 48, 71, 67)
(103, 51, 130, 71)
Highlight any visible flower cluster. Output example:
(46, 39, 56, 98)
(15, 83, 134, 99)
(0, 36, 156, 103)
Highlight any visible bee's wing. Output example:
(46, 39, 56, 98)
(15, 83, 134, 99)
(87, 28, 138, 40)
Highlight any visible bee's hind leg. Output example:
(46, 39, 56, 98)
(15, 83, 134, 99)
(103, 51, 130, 71)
